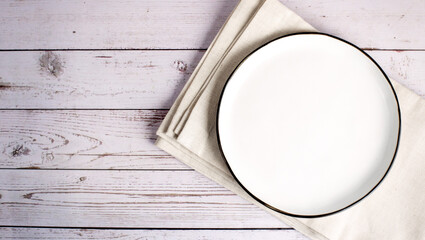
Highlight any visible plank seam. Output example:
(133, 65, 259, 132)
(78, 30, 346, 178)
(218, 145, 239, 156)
(0, 49, 207, 52)
(0, 168, 194, 171)
(0, 226, 294, 230)
(0, 48, 424, 52)
(0, 108, 170, 111)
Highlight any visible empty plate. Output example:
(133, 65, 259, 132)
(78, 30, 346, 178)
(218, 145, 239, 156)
(217, 33, 400, 217)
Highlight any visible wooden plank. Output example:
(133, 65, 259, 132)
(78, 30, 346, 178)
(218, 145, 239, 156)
(0, 110, 193, 169)
(0, 0, 237, 50)
(0, 50, 203, 109)
(0, 228, 308, 240)
(0, 170, 288, 228)
(368, 50, 425, 96)
(0, 0, 424, 50)
(0, 50, 424, 109)
(0, 154, 189, 170)
(282, 0, 425, 50)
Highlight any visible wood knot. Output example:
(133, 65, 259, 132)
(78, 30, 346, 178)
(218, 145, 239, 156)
(39, 51, 64, 77)
(10, 144, 31, 157)
(173, 60, 187, 73)
(23, 193, 33, 199)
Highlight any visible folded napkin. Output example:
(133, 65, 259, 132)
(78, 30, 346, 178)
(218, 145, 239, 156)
(156, 0, 425, 239)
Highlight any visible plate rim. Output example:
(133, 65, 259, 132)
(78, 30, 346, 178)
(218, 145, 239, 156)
(215, 32, 401, 218)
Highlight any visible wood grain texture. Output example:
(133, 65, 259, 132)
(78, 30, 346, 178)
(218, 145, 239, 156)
(0, 0, 237, 50)
(368, 51, 425, 96)
(282, 0, 425, 50)
(1, 0, 424, 238)
(0, 50, 202, 109)
(0, 50, 424, 109)
(0, 110, 193, 169)
(0, 170, 287, 228)
(0, 228, 307, 239)
(0, 0, 424, 50)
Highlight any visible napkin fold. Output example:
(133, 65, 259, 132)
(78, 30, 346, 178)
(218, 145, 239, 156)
(156, 0, 425, 239)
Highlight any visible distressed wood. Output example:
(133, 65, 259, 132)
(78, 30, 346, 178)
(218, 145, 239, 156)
(0, 170, 288, 228)
(0, 228, 308, 240)
(282, 0, 425, 50)
(0, 0, 424, 50)
(0, 50, 202, 109)
(0, 0, 237, 50)
(1, 0, 424, 238)
(0, 154, 189, 170)
(0, 50, 424, 109)
(368, 51, 425, 96)
(0, 110, 192, 169)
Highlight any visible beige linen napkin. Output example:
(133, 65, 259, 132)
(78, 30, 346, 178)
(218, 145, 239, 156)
(156, 0, 425, 239)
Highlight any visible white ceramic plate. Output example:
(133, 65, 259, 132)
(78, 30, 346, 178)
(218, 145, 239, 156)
(217, 33, 400, 217)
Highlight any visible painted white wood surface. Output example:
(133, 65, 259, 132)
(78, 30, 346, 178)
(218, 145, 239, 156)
(0, 228, 307, 240)
(0, 0, 424, 50)
(0, 50, 424, 109)
(0, 170, 287, 228)
(0, 51, 202, 109)
(0, 110, 192, 169)
(1, 0, 424, 239)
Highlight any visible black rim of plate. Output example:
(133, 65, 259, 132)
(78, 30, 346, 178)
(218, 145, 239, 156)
(215, 32, 401, 218)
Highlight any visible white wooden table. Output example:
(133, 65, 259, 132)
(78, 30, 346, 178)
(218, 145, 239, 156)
(0, 0, 424, 239)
